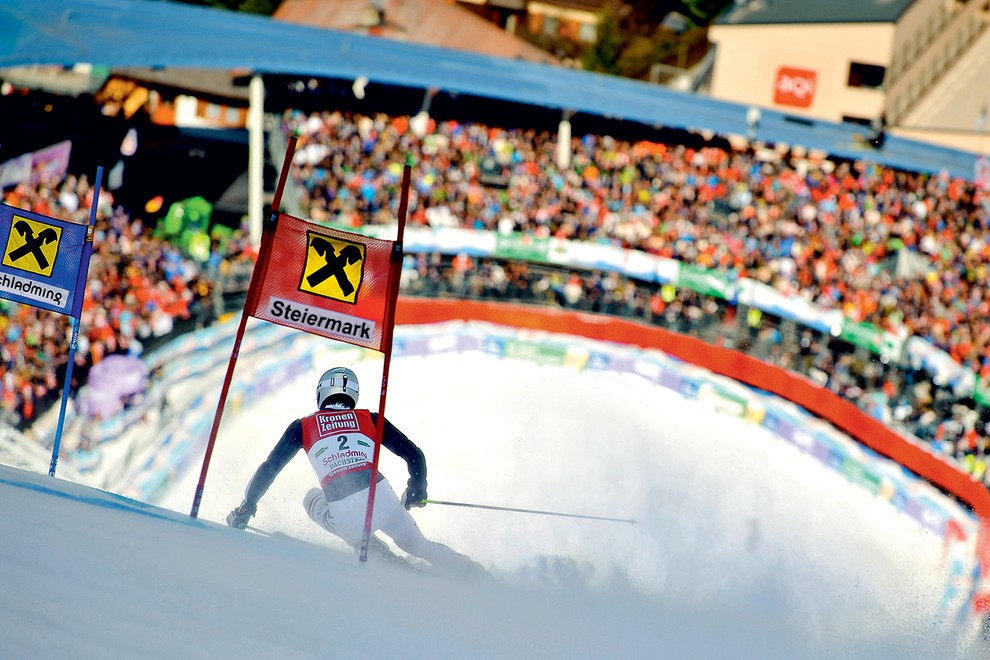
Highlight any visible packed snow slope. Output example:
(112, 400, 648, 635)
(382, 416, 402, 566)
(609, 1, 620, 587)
(2, 321, 987, 659)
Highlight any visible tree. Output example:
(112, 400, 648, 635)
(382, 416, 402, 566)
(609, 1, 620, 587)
(172, 0, 278, 16)
(623, 1, 732, 32)
(581, 1, 734, 80)
(581, 7, 624, 75)
(679, 0, 734, 26)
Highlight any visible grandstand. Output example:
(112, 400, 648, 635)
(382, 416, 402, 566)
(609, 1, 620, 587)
(1, 0, 988, 465)
(0, 0, 982, 179)
(2, 0, 989, 637)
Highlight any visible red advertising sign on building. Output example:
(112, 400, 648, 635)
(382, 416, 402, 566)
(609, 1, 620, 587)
(774, 67, 816, 108)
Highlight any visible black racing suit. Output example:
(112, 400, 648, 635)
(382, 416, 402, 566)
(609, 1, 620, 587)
(240, 411, 426, 509)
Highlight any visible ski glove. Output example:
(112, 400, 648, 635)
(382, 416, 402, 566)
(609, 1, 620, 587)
(226, 501, 257, 529)
(402, 482, 427, 510)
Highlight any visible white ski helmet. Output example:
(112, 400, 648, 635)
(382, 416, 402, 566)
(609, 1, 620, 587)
(316, 367, 359, 408)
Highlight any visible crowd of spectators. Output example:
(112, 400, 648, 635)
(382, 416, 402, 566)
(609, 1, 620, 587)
(398, 251, 990, 488)
(282, 107, 990, 488)
(284, 108, 990, 371)
(2, 105, 989, 491)
(0, 175, 256, 431)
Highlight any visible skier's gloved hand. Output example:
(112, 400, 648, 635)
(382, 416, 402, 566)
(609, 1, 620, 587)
(402, 482, 427, 510)
(226, 501, 257, 529)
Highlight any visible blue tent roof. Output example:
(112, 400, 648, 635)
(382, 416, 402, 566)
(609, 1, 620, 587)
(0, 0, 981, 179)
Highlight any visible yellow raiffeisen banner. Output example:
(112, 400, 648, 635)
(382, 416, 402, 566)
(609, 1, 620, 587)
(0, 202, 90, 317)
(246, 212, 394, 351)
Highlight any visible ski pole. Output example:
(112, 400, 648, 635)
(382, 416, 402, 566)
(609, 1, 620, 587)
(423, 499, 637, 524)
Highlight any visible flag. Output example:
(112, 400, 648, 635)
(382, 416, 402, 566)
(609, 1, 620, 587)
(246, 212, 395, 351)
(189, 137, 410, 523)
(0, 203, 91, 318)
(5, 165, 105, 478)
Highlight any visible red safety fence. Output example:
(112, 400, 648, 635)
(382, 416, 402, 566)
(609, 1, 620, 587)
(395, 297, 990, 593)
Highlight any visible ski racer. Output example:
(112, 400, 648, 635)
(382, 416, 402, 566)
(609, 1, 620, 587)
(226, 366, 480, 575)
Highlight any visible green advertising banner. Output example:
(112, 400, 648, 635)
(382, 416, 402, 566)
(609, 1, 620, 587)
(838, 319, 902, 358)
(975, 379, 990, 408)
(676, 264, 734, 300)
(494, 234, 551, 261)
(503, 339, 569, 366)
(839, 456, 882, 495)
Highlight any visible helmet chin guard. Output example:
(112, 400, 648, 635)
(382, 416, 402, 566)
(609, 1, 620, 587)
(316, 367, 359, 408)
